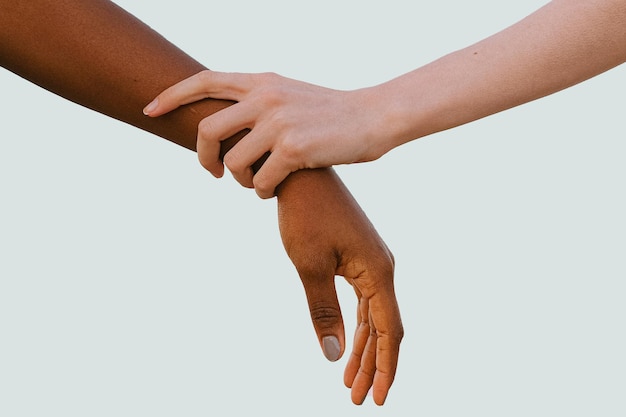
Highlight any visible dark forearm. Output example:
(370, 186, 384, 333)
(0, 0, 241, 152)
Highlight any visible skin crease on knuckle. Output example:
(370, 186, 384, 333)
(257, 71, 281, 89)
(373, 322, 404, 350)
(278, 133, 311, 170)
(308, 302, 343, 329)
(255, 73, 286, 109)
(223, 146, 255, 188)
(344, 251, 395, 297)
(222, 148, 243, 173)
(197, 69, 215, 91)
(251, 173, 274, 199)
(196, 118, 219, 170)
(252, 149, 298, 198)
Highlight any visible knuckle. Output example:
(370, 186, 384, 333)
(377, 245, 396, 274)
(397, 326, 405, 342)
(376, 324, 404, 346)
(257, 88, 283, 108)
(280, 138, 307, 164)
(258, 71, 280, 85)
(252, 168, 277, 197)
(223, 149, 245, 173)
(197, 69, 213, 84)
(197, 117, 215, 139)
(293, 252, 334, 280)
(387, 324, 405, 343)
(371, 255, 395, 279)
(254, 73, 286, 106)
(352, 254, 395, 297)
(387, 326, 404, 347)
(295, 261, 322, 280)
(309, 302, 341, 329)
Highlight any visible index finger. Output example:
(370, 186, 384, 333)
(143, 70, 254, 116)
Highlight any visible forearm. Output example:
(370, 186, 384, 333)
(0, 0, 237, 152)
(370, 0, 626, 149)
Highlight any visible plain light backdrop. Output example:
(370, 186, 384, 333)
(1, 1, 624, 416)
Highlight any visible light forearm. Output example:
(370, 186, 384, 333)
(372, 0, 626, 148)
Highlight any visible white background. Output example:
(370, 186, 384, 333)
(1, 1, 625, 416)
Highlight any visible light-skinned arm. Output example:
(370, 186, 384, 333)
(0, 0, 402, 405)
(145, 0, 626, 198)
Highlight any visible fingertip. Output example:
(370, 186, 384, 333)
(198, 151, 224, 179)
(252, 174, 274, 199)
(372, 372, 394, 406)
(322, 335, 342, 362)
(253, 175, 281, 199)
(142, 97, 159, 116)
(351, 390, 367, 406)
(344, 369, 354, 389)
(252, 177, 271, 199)
(237, 175, 255, 189)
(211, 164, 225, 179)
(252, 160, 292, 200)
(373, 390, 388, 406)
(255, 187, 275, 199)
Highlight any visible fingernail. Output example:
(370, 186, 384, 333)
(143, 98, 158, 115)
(322, 336, 341, 362)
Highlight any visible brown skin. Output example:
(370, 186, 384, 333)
(0, 0, 403, 405)
(277, 169, 402, 405)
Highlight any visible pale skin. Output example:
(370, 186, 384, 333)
(145, 0, 626, 199)
(0, 0, 402, 405)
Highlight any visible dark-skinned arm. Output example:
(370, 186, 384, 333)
(0, 0, 403, 405)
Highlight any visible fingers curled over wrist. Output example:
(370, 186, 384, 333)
(223, 147, 255, 189)
(196, 125, 223, 178)
(252, 152, 296, 199)
(252, 168, 282, 200)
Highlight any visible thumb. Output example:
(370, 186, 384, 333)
(298, 266, 346, 362)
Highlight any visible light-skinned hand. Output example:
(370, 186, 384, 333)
(144, 71, 392, 198)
